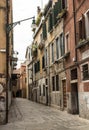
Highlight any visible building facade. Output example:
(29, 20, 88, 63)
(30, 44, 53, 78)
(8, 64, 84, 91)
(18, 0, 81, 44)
(31, 0, 67, 108)
(26, 0, 89, 120)
(25, 45, 33, 100)
(20, 62, 26, 98)
(0, 0, 13, 124)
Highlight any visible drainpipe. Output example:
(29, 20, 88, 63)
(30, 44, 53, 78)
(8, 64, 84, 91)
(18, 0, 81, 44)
(73, 0, 77, 62)
(6, 0, 9, 123)
(48, 44, 51, 106)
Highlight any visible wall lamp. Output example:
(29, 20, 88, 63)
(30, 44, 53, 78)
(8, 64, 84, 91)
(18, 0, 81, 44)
(7, 16, 36, 33)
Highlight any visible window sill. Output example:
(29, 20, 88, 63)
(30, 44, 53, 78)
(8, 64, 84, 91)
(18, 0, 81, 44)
(54, 52, 70, 64)
(82, 79, 89, 82)
(76, 39, 89, 49)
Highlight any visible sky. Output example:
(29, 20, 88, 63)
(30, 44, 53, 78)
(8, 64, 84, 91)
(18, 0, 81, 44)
(13, 0, 49, 68)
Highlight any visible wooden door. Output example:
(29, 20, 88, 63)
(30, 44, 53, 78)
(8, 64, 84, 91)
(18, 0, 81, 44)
(62, 80, 67, 108)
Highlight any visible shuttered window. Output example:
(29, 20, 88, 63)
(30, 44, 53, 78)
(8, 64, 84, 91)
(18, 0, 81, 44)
(48, 12, 53, 32)
(58, 0, 62, 13)
(42, 22, 47, 39)
(52, 4, 58, 26)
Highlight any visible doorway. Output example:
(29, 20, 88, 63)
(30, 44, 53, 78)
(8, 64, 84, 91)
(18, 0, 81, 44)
(62, 80, 67, 109)
(71, 83, 79, 114)
(46, 87, 48, 105)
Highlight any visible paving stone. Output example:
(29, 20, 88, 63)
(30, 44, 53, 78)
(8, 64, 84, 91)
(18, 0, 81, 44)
(0, 98, 89, 130)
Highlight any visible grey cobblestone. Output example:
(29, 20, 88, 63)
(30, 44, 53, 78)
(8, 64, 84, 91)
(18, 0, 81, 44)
(0, 98, 89, 130)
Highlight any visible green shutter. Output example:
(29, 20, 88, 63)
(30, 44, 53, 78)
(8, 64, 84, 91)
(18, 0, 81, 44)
(52, 2, 60, 26)
(58, 0, 62, 13)
(48, 13, 53, 32)
(43, 23, 47, 39)
(52, 6, 56, 26)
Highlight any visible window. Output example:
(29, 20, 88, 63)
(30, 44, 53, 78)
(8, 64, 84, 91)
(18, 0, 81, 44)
(78, 15, 86, 40)
(85, 11, 89, 38)
(56, 75, 59, 91)
(45, 49, 48, 66)
(60, 33, 65, 56)
(51, 43, 54, 63)
(42, 56, 45, 69)
(39, 85, 41, 96)
(65, 33, 69, 53)
(52, 76, 55, 91)
(46, 79, 48, 85)
(56, 38, 59, 59)
(34, 61, 40, 73)
(43, 85, 45, 96)
(37, 60, 40, 72)
(71, 68, 77, 80)
(82, 64, 89, 80)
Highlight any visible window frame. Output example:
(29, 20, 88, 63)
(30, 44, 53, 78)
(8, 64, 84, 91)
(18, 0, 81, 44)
(81, 63, 89, 81)
(51, 43, 54, 63)
(60, 33, 65, 57)
(65, 32, 70, 53)
(85, 9, 89, 39)
(56, 37, 60, 59)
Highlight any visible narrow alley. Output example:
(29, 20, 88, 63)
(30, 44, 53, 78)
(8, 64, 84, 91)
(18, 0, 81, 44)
(0, 98, 89, 130)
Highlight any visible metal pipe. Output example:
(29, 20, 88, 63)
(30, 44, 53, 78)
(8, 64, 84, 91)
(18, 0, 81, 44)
(73, 0, 77, 62)
(6, 0, 9, 123)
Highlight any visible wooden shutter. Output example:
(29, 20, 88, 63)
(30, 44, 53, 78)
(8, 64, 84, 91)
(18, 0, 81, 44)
(58, 0, 62, 13)
(48, 12, 53, 32)
(52, 6, 56, 26)
(43, 23, 47, 39)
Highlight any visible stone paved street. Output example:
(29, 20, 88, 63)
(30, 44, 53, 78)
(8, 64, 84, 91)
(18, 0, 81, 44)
(0, 98, 89, 130)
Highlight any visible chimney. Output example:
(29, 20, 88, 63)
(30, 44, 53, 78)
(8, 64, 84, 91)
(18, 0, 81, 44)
(37, 6, 41, 15)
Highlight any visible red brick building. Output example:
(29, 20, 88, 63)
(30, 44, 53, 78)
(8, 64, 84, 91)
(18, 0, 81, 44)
(64, 0, 89, 119)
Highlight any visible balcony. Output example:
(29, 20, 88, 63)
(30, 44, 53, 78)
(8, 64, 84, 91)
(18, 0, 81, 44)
(57, 9, 67, 19)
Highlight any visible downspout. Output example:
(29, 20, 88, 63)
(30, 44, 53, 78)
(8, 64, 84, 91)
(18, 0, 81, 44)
(6, 0, 9, 123)
(73, 0, 77, 62)
(73, 0, 79, 113)
(48, 44, 51, 106)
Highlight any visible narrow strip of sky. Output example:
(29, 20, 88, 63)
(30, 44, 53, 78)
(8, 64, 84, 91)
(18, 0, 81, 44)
(13, 0, 49, 68)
